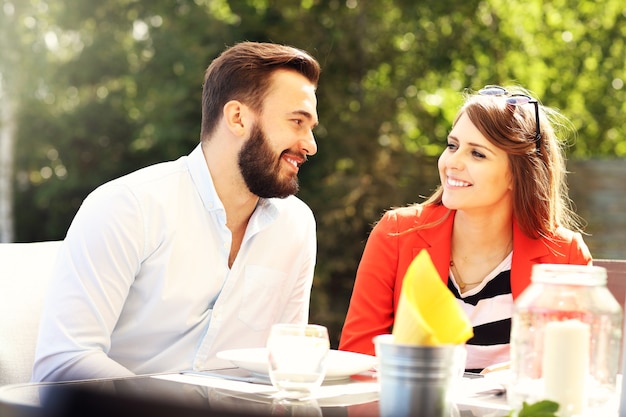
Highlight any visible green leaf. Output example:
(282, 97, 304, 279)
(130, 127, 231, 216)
(509, 400, 560, 417)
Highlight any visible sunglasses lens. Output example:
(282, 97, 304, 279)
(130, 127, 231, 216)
(506, 95, 532, 105)
(479, 86, 507, 96)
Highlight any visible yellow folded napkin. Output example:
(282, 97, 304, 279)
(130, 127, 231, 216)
(392, 250, 474, 345)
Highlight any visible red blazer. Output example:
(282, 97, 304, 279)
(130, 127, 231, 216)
(338, 204, 592, 356)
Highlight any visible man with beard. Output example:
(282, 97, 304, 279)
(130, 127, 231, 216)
(32, 42, 321, 382)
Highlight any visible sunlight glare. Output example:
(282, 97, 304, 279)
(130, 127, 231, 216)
(132, 20, 149, 41)
(44, 31, 59, 51)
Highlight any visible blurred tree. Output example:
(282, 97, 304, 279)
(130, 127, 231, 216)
(0, 0, 55, 241)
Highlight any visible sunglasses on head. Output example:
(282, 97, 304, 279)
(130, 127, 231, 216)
(478, 85, 542, 153)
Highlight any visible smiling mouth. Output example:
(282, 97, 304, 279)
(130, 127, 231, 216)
(282, 153, 306, 170)
(284, 156, 300, 168)
(447, 177, 471, 187)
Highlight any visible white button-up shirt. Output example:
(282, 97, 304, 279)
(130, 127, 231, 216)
(32, 143, 317, 382)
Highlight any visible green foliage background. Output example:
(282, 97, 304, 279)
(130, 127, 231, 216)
(2, 0, 625, 346)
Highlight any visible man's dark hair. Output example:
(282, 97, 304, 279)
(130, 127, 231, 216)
(200, 42, 320, 140)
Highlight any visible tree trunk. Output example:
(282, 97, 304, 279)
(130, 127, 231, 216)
(0, 74, 15, 243)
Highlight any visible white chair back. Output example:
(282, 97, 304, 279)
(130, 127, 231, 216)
(0, 241, 63, 386)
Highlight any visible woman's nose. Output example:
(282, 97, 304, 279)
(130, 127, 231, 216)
(444, 150, 465, 170)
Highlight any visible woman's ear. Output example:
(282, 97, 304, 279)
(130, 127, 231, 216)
(222, 100, 250, 137)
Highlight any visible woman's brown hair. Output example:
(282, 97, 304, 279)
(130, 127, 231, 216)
(421, 86, 583, 239)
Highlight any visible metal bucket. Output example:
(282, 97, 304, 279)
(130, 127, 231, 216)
(374, 335, 465, 417)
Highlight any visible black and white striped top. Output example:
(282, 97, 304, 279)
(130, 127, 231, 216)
(448, 253, 514, 372)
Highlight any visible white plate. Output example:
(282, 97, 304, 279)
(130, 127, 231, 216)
(481, 368, 512, 386)
(216, 348, 378, 381)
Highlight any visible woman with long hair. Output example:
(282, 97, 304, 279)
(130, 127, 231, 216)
(339, 85, 591, 372)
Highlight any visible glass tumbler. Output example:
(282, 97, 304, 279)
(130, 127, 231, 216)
(508, 264, 623, 416)
(266, 323, 330, 399)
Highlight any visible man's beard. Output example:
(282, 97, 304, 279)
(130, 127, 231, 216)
(238, 123, 301, 199)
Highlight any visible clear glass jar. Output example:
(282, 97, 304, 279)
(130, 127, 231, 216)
(508, 264, 623, 416)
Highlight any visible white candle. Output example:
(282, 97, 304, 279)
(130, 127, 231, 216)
(542, 319, 590, 415)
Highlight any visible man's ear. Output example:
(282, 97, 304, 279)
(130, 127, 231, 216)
(223, 100, 252, 137)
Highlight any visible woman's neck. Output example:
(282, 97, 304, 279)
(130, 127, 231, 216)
(450, 210, 514, 293)
(451, 209, 513, 259)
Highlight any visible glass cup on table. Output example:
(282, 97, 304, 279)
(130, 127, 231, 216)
(266, 323, 330, 400)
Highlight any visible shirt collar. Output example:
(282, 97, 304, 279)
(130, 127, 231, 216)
(187, 143, 223, 213)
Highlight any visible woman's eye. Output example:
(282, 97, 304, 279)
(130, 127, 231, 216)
(446, 142, 457, 150)
(472, 150, 486, 158)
